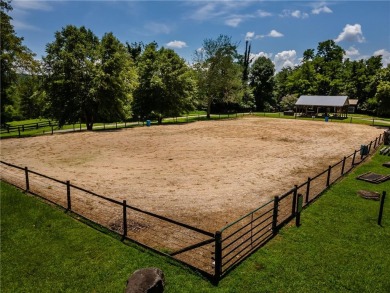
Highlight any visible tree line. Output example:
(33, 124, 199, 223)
(2, 0, 389, 128)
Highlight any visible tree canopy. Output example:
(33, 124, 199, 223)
(194, 35, 243, 118)
(249, 56, 275, 111)
(43, 26, 137, 129)
(3, 8, 390, 126)
(132, 43, 196, 124)
(1, 0, 38, 124)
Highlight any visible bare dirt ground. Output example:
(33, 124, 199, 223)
(0, 117, 384, 231)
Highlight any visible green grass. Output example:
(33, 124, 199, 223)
(1, 151, 389, 292)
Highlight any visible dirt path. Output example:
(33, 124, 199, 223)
(0, 117, 384, 231)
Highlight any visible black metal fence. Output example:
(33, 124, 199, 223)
(216, 133, 383, 279)
(0, 132, 384, 282)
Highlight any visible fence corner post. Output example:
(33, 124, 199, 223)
(66, 180, 71, 211)
(122, 200, 127, 241)
(24, 167, 29, 192)
(214, 231, 222, 284)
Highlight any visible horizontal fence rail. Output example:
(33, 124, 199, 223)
(0, 132, 384, 283)
(1, 120, 57, 134)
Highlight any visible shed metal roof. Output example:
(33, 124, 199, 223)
(296, 95, 349, 107)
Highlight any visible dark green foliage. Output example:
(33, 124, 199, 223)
(44, 26, 137, 129)
(44, 25, 100, 129)
(194, 35, 243, 118)
(132, 43, 196, 124)
(249, 56, 275, 111)
(0, 0, 38, 124)
(275, 39, 387, 116)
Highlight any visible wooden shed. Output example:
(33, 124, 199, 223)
(295, 95, 349, 118)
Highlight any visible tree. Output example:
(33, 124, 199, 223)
(1, 0, 38, 124)
(96, 32, 138, 122)
(280, 94, 298, 111)
(126, 41, 144, 63)
(274, 66, 293, 104)
(375, 81, 390, 116)
(313, 40, 345, 95)
(10, 74, 47, 119)
(374, 65, 390, 116)
(132, 43, 196, 124)
(194, 35, 243, 118)
(249, 56, 275, 111)
(44, 26, 137, 129)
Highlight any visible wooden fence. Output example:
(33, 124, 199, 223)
(1, 120, 56, 135)
(0, 132, 384, 283)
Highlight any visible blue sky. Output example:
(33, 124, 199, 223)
(10, 0, 390, 72)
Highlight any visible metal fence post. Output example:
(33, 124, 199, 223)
(122, 200, 127, 241)
(352, 150, 357, 166)
(292, 185, 298, 215)
(326, 165, 331, 187)
(296, 194, 303, 227)
(341, 156, 346, 175)
(305, 177, 311, 203)
(214, 231, 222, 283)
(66, 180, 71, 211)
(368, 141, 373, 154)
(24, 167, 29, 192)
(272, 196, 279, 233)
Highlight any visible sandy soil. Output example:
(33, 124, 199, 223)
(0, 117, 384, 231)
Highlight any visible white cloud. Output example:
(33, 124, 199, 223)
(335, 24, 365, 43)
(166, 40, 188, 49)
(374, 49, 390, 67)
(12, 1, 52, 11)
(256, 10, 272, 17)
(188, 2, 270, 27)
(268, 30, 284, 38)
(10, 0, 53, 31)
(188, 1, 250, 22)
(345, 46, 360, 58)
(245, 32, 255, 41)
(225, 18, 242, 27)
(249, 52, 273, 63)
(312, 3, 333, 15)
(281, 9, 309, 19)
(11, 19, 40, 31)
(144, 22, 171, 34)
(274, 50, 297, 72)
(254, 30, 284, 39)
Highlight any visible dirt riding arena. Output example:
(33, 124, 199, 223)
(0, 117, 384, 231)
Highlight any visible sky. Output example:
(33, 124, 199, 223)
(9, 0, 390, 72)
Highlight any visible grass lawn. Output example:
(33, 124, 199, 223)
(1, 152, 389, 292)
